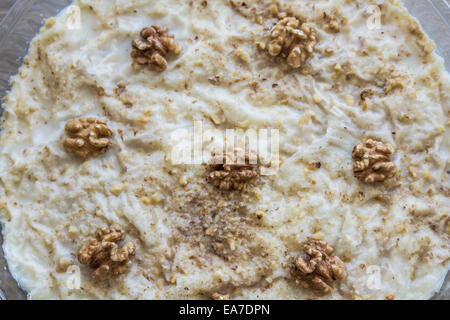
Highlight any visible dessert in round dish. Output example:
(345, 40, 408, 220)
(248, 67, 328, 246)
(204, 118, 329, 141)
(0, 0, 448, 299)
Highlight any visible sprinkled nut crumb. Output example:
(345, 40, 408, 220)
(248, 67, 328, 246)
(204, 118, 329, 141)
(141, 197, 151, 206)
(56, 258, 73, 273)
(212, 293, 230, 300)
(234, 48, 250, 63)
(323, 12, 341, 33)
(111, 183, 127, 196)
(150, 193, 163, 204)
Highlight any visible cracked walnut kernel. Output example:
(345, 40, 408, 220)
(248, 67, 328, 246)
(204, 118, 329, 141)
(63, 118, 112, 158)
(131, 25, 182, 72)
(207, 149, 259, 191)
(291, 239, 347, 296)
(267, 16, 317, 68)
(352, 139, 398, 183)
(78, 226, 136, 281)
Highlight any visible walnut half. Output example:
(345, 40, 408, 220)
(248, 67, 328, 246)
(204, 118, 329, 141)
(267, 16, 317, 68)
(207, 149, 259, 191)
(63, 118, 112, 158)
(291, 239, 347, 296)
(352, 139, 398, 183)
(78, 227, 136, 281)
(131, 25, 182, 72)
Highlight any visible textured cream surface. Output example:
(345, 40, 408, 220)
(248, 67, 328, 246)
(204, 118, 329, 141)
(0, 0, 449, 299)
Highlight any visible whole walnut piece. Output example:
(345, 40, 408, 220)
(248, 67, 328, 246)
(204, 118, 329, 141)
(291, 239, 347, 296)
(267, 16, 317, 68)
(352, 139, 398, 183)
(78, 227, 136, 281)
(131, 25, 182, 72)
(63, 118, 112, 158)
(207, 149, 259, 191)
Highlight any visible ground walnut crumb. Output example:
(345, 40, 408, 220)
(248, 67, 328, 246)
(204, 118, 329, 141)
(308, 161, 322, 170)
(385, 293, 395, 300)
(78, 227, 136, 281)
(212, 293, 230, 300)
(352, 139, 398, 183)
(291, 239, 347, 296)
(131, 25, 182, 72)
(267, 16, 317, 68)
(384, 76, 406, 94)
(63, 118, 112, 158)
(360, 88, 374, 110)
(360, 88, 374, 102)
(56, 258, 73, 273)
(207, 149, 259, 191)
(114, 82, 135, 107)
(323, 12, 340, 33)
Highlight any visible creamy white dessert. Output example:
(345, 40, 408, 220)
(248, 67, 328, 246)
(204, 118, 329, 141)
(0, 0, 449, 299)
